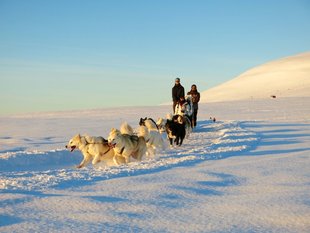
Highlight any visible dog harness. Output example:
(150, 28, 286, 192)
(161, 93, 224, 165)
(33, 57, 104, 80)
(83, 137, 112, 156)
(114, 135, 139, 155)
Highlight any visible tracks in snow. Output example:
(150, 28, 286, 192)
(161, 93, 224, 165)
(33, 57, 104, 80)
(0, 120, 259, 191)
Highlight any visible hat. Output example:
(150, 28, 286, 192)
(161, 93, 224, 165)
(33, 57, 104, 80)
(175, 78, 180, 82)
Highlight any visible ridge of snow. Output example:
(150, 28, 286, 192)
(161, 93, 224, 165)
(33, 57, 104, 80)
(200, 51, 310, 102)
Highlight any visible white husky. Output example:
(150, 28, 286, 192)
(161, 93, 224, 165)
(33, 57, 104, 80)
(66, 134, 125, 168)
(137, 125, 165, 157)
(156, 118, 167, 134)
(139, 118, 159, 131)
(157, 113, 173, 133)
(108, 124, 147, 164)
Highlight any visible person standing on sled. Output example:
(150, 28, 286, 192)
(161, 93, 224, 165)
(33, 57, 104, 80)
(172, 78, 185, 113)
(187, 84, 200, 127)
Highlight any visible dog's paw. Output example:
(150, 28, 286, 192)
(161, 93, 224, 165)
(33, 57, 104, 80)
(76, 164, 83, 169)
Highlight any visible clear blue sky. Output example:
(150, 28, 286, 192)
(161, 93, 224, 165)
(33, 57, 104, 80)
(1, 0, 309, 115)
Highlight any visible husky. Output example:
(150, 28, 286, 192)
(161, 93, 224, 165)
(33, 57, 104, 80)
(174, 115, 192, 138)
(156, 113, 173, 134)
(66, 134, 125, 168)
(156, 118, 167, 134)
(165, 119, 186, 146)
(137, 125, 165, 157)
(139, 117, 159, 131)
(108, 126, 147, 164)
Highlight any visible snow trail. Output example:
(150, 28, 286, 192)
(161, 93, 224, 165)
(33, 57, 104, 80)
(0, 120, 259, 191)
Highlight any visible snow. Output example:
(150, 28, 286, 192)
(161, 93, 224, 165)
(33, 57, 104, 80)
(1, 98, 310, 232)
(200, 52, 310, 103)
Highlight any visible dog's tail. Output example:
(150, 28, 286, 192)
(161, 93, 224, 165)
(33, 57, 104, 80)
(120, 122, 134, 135)
(137, 125, 150, 141)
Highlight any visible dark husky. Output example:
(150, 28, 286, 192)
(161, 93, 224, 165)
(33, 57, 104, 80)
(165, 119, 186, 146)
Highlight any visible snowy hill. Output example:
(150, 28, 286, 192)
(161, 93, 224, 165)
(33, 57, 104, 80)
(200, 51, 310, 102)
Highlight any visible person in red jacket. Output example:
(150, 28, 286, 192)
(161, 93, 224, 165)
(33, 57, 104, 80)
(187, 84, 200, 127)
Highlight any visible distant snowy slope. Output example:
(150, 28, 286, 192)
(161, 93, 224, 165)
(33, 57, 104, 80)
(200, 51, 310, 102)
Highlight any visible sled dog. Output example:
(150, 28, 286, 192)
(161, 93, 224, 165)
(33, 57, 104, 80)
(156, 113, 173, 134)
(174, 115, 192, 138)
(137, 125, 165, 157)
(156, 117, 167, 133)
(165, 119, 186, 146)
(108, 126, 147, 164)
(139, 117, 159, 131)
(66, 134, 125, 168)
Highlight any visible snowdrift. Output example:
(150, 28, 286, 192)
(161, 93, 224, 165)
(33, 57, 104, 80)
(200, 51, 310, 102)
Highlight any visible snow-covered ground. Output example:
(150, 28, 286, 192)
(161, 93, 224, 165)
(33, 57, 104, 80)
(0, 98, 309, 232)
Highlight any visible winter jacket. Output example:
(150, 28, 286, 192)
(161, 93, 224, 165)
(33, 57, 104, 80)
(175, 100, 193, 116)
(172, 84, 185, 102)
(187, 90, 200, 110)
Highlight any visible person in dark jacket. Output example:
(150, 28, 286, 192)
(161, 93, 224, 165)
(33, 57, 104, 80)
(187, 84, 200, 127)
(172, 78, 185, 113)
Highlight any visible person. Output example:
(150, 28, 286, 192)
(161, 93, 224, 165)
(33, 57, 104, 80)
(172, 78, 185, 113)
(174, 96, 193, 132)
(187, 84, 200, 127)
(174, 96, 191, 117)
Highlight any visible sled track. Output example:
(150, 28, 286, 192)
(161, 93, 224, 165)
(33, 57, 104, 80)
(0, 121, 259, 191)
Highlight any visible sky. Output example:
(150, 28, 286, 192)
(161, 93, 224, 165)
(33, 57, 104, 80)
(0, 0, 309, 115)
